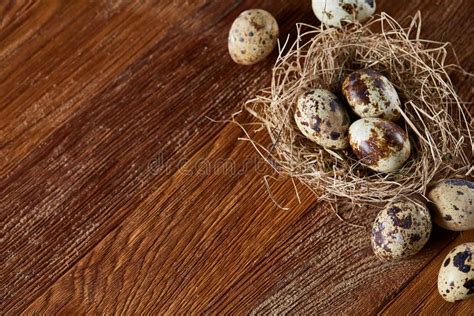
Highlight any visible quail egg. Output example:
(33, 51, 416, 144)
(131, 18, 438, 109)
(371, 200, 431, 261)
(312, 0, 376, 28)
(228, 9, 279, 65)
(342, 69, 401, 121)
(438, 242, 474, 302)
(428, 179, 474, 231)
(349, 118, 410, 172)
(294, 89, 351, 149)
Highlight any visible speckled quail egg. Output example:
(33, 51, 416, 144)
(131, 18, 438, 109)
(294, 89, 351, 149)
(349, 118, 410, 172)
(438, 242, 474, 302)
(342, 69, 401, 121)
(371, 200, 431, 261)
(228, 9, 279, 65)
(312, 0, 376, 28)
(428, 179, 474, 231)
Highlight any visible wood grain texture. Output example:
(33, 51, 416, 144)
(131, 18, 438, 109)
(1, 0, 473, 314)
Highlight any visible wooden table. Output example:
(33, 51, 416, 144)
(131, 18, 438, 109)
(2, 1, 473, 314)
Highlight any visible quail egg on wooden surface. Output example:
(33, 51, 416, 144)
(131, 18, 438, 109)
(438, 242, 474, 302)
(312, 0, 376, 28)
(228, 9, 279, 65)
(294, 89, 351, 149)
(342, 69, 401, 121)
(348, 118, 410, 172)
(428, 179, 474, 231)
(371, 200, 431, 261)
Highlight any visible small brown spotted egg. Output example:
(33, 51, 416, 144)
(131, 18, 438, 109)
(342, 69, 401, 121)
(294, 89, 351, 149)
(428, 179, 474, 231)
(228, 9, 278, 65)
(371, 200, 431, 261)
(312, 0, 376, 28)
(438, 242, 474, 302)
(349, 118, 410, 172)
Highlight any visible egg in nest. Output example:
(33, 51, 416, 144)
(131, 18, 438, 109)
(349, 118, 410, 172)
(294, 89, 351, 149)
(342, 69, 401, 121)
(312, 0, 376, 28)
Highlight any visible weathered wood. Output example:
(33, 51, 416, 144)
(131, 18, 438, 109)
(1, 0, 473, 314)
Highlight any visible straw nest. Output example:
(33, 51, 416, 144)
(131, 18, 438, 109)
(238, 13, 473, 211)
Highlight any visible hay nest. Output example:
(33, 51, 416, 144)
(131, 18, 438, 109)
(239, 12, 473, 211)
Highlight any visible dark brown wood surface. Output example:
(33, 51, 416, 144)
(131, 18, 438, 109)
(1, 1, 473, 314)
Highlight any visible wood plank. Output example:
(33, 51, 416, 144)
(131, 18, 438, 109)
(1, 1, 191, 173)
(1, 0, 473, 313)
(1, 0, 310, 312)
(20, 119, 314, 314)
(20, 121, 457, 314)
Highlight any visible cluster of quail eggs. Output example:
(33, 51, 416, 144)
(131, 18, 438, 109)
(228, 0, 473, 304)
(373, 193, 474, 303)
(431, 180, 474, 302)
(370, 179, 474, 262)
(295, 69, 410, 173)
(292, 71, 474, 302)
(371, 179, 474, 303)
